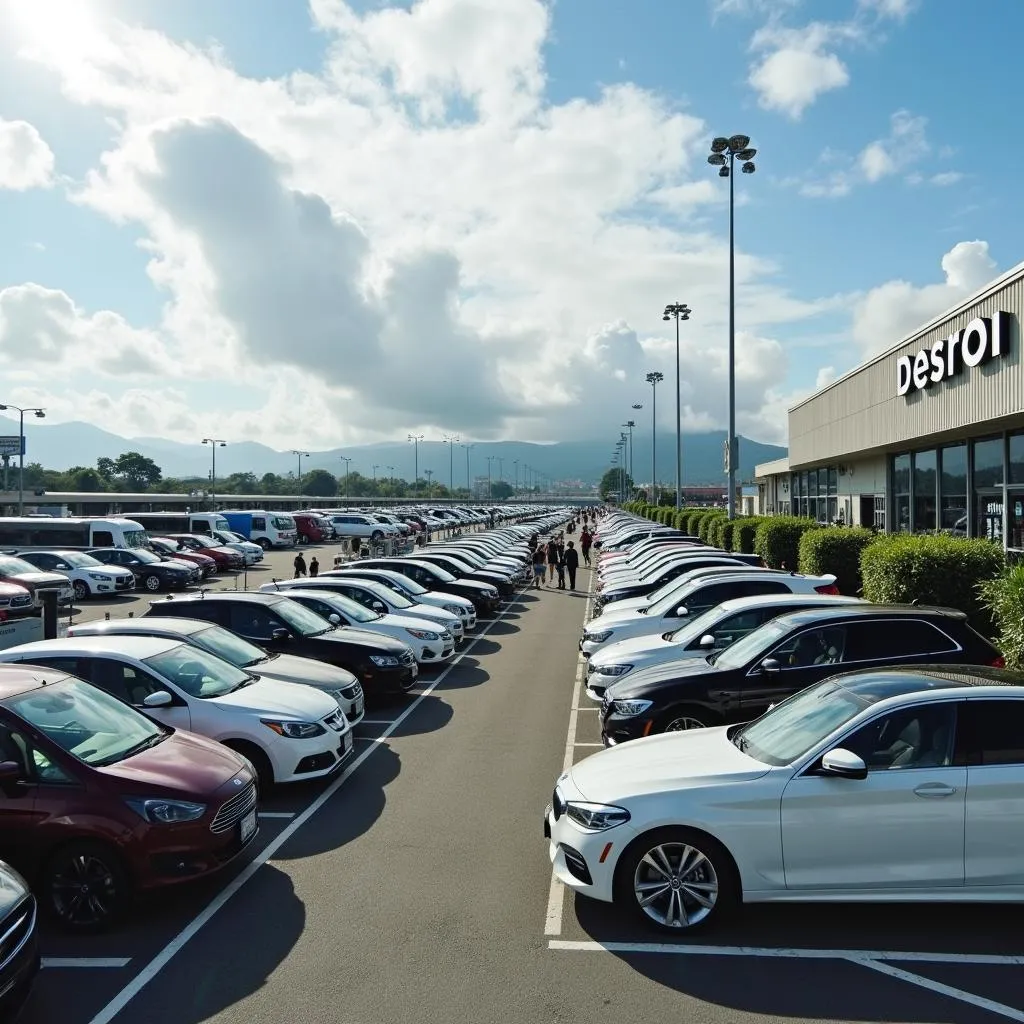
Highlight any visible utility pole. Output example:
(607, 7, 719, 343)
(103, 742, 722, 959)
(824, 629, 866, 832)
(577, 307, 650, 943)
(408, 434, 423, 498)
(292, 450, 309, 497)
(486, 456, 495, 501)
(338, 455, 351, 498)
(462, 443, 475, 495)
(202, 438, 227, 510)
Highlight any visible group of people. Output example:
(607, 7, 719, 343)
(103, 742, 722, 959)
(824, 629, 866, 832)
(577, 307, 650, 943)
(292, 552, 320, 578)
(529, 526, 592, 590)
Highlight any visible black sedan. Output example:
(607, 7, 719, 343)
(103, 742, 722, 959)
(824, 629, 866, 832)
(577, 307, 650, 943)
(87, 547, 197, 592)
(0, 861, 38, 1019)
(410, 552, 515, 598)
(354, 558, 501, 615)
(601, 604, 1003, 744)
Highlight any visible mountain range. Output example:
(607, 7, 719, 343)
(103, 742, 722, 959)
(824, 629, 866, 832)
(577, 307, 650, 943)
(7, 420, 786, 487)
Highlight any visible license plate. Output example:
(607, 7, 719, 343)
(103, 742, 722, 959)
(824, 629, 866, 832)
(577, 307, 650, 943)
(240, 809, 257, 843)
(411, 663, 418, 678)
(353, 698, 364, 718)
(342, 731, 353, 755)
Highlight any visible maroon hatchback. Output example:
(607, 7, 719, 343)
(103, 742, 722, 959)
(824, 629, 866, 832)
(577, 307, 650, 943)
(0, 664, 258, 930)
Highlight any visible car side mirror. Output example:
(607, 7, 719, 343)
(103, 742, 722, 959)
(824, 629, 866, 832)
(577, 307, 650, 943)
(0, 760, 22, 784)
(699, 634, 716, 648)
(373, 603, 387, 613)
(675, 605, 689, 617)
(328, 613, 342, 625)
(143, 691, 173, 708)
(271, 628, 291, 641)
(820, 748, 868, 780)
(760, 657, 781, 674)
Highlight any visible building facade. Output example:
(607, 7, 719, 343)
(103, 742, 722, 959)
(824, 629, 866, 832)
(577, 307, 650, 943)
(756, 260, 1024, 552)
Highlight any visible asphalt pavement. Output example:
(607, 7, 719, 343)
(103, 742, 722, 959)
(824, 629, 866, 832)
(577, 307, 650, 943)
(21, 547, 1024, 1024)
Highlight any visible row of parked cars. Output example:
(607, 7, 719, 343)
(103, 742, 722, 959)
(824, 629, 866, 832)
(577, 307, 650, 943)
(546, 510, 1024, 936)
(0, 508, 569, 1017)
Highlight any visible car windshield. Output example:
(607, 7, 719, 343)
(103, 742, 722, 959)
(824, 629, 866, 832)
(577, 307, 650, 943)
(420, 563, 457, 583)
(6, 677, 166, 767)
(145, 643, 254, 698)
(132, 549, 162, 564)
(665, 605, 726, 642)
(733, 680, 872, 766)
(308, 592, 380, 623)
(123, 529, 149, 549)
(387, 575, 425, 596)
(711, 618, 794, 669)
(358, 582, 412, 609)
(55, 552, 103, 568)
(0, 555, 38, 575)
(271, 598, 335, 636)
(217, 531, 246, 544)
(192, 625, 270, 668)
(645, 579, 706, 617)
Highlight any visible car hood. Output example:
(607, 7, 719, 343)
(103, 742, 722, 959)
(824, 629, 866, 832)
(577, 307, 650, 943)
(99, 729, 248, 796)
(377, 612, 448, 634)
(589, 632, 677, 667)
(322, 626, 410, 654)
(605, 656, 719, 699)
(3, 570, 71, 588)
(568, 726, 770, 801)
(405, 602, 458, 624)
(212, 676, 338, 718)
(423, 590, 474, 610)
(159, 559, 195, 572)
(90, 566, 135, 578)
(584, 607, 657, 633)
(258, 652, 357, 689)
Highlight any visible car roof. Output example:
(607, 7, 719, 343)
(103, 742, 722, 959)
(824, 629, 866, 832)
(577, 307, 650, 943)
(0, 663, 74, 700)
(70, 616, 209, 637)
(712, 593, 864, 613)
(829, 665, 1024, 697)
(3, 634, 182, 659)
(769, 604, 969, 627)
(151, 590, 283, 606)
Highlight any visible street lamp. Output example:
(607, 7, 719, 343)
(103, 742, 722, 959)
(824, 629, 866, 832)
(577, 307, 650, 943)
(622, 421, 636, 499)
(631, 404, 642, 498)
(372, 464, 380, 485)
(513, 458, 519, 498)
(202, 438, 227, 510)
(408, 434, 424, 498)
(486, 456, 495, 500)
(461, 443, 475, 494)
(387, 465, 395, 489)
(496, 457, 504, 484)
(663, 302, 691, 510)
(709, 133, 758, 519)
(645, 371, 663, 504)
(290, 450, 309, 497)
(0, 403, 45, 516)
(338, 455, 352, 498)
(442, 434, 459, 495)
(424, 468, 434, 499)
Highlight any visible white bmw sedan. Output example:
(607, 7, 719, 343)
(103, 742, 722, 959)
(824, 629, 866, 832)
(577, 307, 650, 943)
(546, 665, 1024, 931)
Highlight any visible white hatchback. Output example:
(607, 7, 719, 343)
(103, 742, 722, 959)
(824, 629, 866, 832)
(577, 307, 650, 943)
(0, 635, 352, 787)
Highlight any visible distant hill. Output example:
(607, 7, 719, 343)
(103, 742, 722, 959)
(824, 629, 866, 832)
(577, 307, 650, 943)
(9, 419, 785, 486)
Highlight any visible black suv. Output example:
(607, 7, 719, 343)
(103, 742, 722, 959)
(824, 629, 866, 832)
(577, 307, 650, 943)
(146, 591, 418, 699)
(601, 605, 1003, 744)
(88, 547, 197, 591)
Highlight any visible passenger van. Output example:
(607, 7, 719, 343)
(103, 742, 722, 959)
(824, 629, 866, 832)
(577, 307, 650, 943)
(220, 510, 298, 550)
(126, 511, 231, 537)
(0, 516, 148, 551)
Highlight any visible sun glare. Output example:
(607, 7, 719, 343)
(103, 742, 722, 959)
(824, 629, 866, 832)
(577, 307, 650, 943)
(4, 0, 106, 61)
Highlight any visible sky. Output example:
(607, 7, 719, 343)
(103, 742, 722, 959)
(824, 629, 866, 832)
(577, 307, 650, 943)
(0, 0, 1019, 454)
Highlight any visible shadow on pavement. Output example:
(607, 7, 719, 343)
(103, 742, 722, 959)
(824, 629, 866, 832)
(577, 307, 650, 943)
(464, 638, 501, 657)
(431, 658, 490, 691)
(484, 620, 519, 636)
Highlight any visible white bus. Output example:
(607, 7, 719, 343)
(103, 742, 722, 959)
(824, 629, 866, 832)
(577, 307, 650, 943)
(0, 516, 148, 551)
(126, 512, 231, 537)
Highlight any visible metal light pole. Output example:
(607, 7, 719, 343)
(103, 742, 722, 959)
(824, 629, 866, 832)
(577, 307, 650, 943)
(202, 438, 227, 510)
(462, 443, 475, 494)
(424, 468, 434, 499)
(622, 421, 636, 500)
(339, 455, 351, 497)
(372, 464, 380, 485)
(486, 456, 495, 500)
(291, 450, 309, 497)
(387, 465, 395, 489)
(663, 302, 691, 509)
(408, 434, 423, 498)
(709, 133, 757, 519)
(513, 459, 520, 498)
(0, 403, 45, 516)
(619, 435, 628, 503)
(645, 372, 663, 504)
(497, 457, 504, 486)
(442, 434, 459, 494)
(631, 403, 642, 498)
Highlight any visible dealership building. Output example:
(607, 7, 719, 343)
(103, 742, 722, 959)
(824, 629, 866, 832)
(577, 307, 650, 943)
(755, 259, 1024, 552)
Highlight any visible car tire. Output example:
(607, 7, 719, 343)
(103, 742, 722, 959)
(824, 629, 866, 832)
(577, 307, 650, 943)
(257, 538, 272, 551)
(615, 826, 738, 933)
(41, 840, 132, 932)
(72, 579, 91, 602)
(371, 530, 383, 543)
(656, 706, 717, 733)
(143, 573, 162, 592)
(222, 740, 275, 790)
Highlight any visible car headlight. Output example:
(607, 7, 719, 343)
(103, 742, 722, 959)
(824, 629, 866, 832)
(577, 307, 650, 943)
(125, 797, 206, 824)
(444, 604, 461, 615)
(584, 629, 612, 643)
(611, 698, 653, 717)
(565, 801, 631, 832)
(405, 627, 440, 640)
(369, 654, 400, 667)
(595, 664, 633, 677)
(86, 572, 112, 581)
(261, 719, 327, 739)
(485, 587, 499, 599)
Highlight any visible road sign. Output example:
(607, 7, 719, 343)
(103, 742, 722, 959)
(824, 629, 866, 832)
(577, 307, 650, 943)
(0, 436, 23, 457)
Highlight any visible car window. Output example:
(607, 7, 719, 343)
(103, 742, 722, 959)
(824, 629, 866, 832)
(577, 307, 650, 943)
(84, 657, 165, 705)
(956, 700, 1024, 766)
(92, 531, 114, 547)
(842, 619, 959, 661)
(228, 604, 284, 640)
(837, 703, 956, 771)
(691, 608, 770, 649)
(770, 626, 848, 668)
(16, 656, 82, 677)
(253, 517, 266, 530)
(0, 724, 75, 785)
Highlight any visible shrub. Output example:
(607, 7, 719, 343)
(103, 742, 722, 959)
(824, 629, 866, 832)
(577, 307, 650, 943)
(798, 527, 876, 595)
(718, 520, 737, 552)
(979, 563, 1024, 669)
(732, 517, 763, 554)
(755, 516, 820, 569)
(698, 510, 725, 544)
(683, 510, 703, 535)
(708, 517, 727, 548)
(860, 534, 1004, 631)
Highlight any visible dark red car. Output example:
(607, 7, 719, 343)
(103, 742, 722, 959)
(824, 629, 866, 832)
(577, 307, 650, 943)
(0, 664, 258, 930)
(168, 534, 245, 570)
(149, 537, 219, 577)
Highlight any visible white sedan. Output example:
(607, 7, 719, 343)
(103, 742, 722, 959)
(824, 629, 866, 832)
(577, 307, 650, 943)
(546, 665, 1023, 931)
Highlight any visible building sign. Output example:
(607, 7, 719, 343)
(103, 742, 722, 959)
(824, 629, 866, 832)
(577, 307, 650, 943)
(896, 310, 1012, 397)
(0, 436, 24, 457)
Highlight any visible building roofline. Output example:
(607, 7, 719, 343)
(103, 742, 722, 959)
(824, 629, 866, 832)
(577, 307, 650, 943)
(790, 257, 1024, 414)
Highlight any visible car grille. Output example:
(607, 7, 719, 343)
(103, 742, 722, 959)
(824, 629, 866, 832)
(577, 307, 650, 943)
(114, 576, 134, 590)
(0, 896, 35, 971)
(399, 650, 415, 667)
(601, 696, 611, 718)
(8, 594, 31, 609)
(210, 780, 257, 834)
(323, 710, 346, 732)
(338, 683, 362, 702)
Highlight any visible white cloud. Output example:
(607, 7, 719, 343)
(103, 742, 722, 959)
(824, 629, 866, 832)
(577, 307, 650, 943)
(0, 118, 55, 190)
(851, 240, 997, 358)
(929, 171, 963, 187)
(857, 109, 928, 181)
(858, 0, 915, 19)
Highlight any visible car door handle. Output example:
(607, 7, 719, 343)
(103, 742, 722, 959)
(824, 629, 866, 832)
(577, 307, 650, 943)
(913, 783, 957, 798)
(707, 689, 739, 700)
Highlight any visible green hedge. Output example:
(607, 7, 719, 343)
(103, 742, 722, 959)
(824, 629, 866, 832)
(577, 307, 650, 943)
(861, 534, 1004, 630)
(697, 510, 725, 544)
(731, 517, 763, 554)
(755, 516, 820, 569)
(979, 563, 1024, 669)
(716, 520, 737, 551)
(798, 527, 876, 595)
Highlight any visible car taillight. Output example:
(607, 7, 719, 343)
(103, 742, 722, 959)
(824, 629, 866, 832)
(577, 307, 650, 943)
(991, 655, 1006, 668)
(814, 584, 840, 595)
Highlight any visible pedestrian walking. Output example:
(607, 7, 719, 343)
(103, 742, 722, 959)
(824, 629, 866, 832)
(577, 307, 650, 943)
(563, 541, 579, 590)
(555, 539, 566, 590)
(580, 527, 593, 566)
(546, 538, 559, 583)
(293, 551, 307, 578)
(531, 544, 546, 588)
(309, 556, 319, 578)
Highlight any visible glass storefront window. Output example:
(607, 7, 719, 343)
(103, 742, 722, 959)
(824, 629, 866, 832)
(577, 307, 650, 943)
(973, 437, 1004, 487)
(892, 453, 910, 533)
(912, 450, 937, 533)
(827, 468, 838, 495)
(1010, 433, 1024, 485)
(808, 471, 818, 497)
(972, 437, 1004, 543)
(940, 444, 967, 534)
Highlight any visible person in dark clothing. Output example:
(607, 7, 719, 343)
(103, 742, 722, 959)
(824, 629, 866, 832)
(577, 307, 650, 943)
(293, 552, 307, 578)
(531, 544, 547, 588)
(579, 527, 593, 566)
(555, 540, 566, 589)
(309, 556, 319, 578)
(546, 539, 559, 583)
(563, 541, 579, 590)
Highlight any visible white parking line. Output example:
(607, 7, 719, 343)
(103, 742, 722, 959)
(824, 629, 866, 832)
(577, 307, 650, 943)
(543, 570, 595, 938)
(257, 812, 295, 819)
(357, 720, 398, 726)
(549, 939, 1024, 1022)
(42, 958, 131, 969)
(573, 742, 603, 748)
(85, 584, 529, 1024)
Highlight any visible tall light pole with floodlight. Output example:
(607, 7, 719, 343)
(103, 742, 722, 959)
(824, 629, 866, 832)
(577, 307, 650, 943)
(0, 403, 45, 516)
(408, 434, 423, 497)
(461, 443, 475, 495)
(202, 438, 227, 510)
(708, 133, 757, 519)
(645, 372, 663, 504)
(424, 468, 434, 499)
(485, 456, 495, 500)
(622, 421, 636, 499)
(631, 403, 642, 497)
(663, 302, 691, 509)
(372, 464, 380, 485)
(338, 455, 351, 498)
(387, 465, 395, 489)
(291, 450, 309, 497)
(442, 434, 459, 494)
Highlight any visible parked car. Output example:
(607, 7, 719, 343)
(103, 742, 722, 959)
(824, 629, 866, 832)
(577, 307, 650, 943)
(0, 663, 258, 930)
(0, 583, 36, 620)
(0, 860, 38, 1014)
(353, 558, 501, 616)
(325, 513, 400, 543)
(547, 664, 1024, 933)
(148, 538, 219, 578)
(0, 554, 73, 608)
(87, 547, 198, 591)
(14, 550, 136, 603)
(599, 604, 1003, 742)
(411, 551, 515, 597)
(66, 617, 365, 726)
(0, 636, 351, 789)
(324, 567, 476, 630)
(167, 535, 245, 570)
(211, 530, 264, 565)
(146, 592, 419, 699)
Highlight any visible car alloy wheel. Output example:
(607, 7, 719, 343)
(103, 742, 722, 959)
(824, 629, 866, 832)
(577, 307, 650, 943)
(632, 837, 720, 930)
(72, 579, 90, 601)
(143, 573, 162, 592)
(43, 842, 129, 931)
(662, 714, 709, 732)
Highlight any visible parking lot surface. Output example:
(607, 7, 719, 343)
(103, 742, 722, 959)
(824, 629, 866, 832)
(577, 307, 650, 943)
(21, 548, 1024, 1024)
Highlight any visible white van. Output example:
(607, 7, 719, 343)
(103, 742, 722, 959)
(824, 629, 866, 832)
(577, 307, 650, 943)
(220, 510, 298, 549)
(0, 516, 148, 550)
(127, 511, 231, 536)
